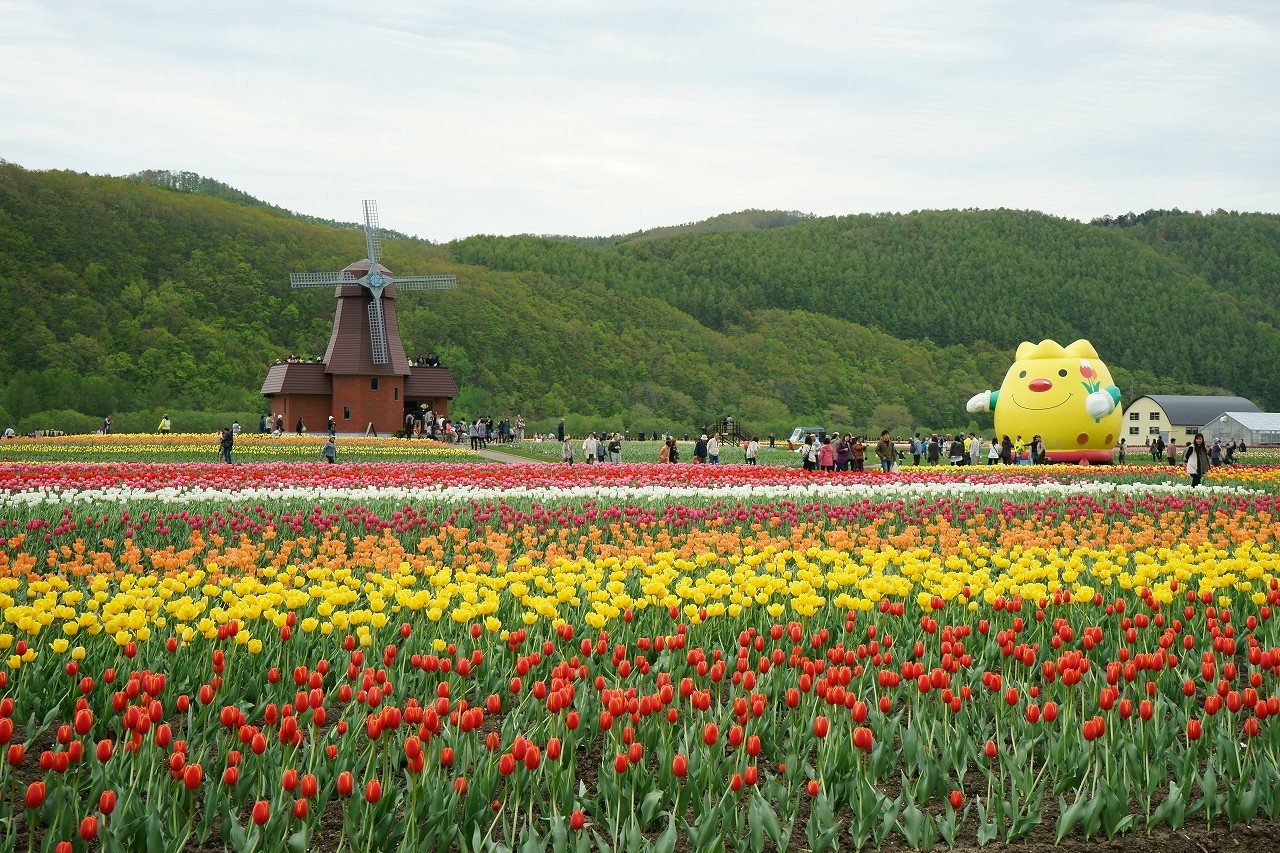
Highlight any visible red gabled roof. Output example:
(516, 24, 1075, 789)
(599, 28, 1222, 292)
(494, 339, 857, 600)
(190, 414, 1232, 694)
(261, 362, 332, 396)
(405, 366, 459, 399)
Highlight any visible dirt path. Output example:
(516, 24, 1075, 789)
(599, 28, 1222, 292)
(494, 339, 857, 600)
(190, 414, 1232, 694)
(475, 447, 551, 464)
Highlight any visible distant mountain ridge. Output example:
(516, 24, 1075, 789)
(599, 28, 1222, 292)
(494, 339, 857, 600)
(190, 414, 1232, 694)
(0, 161, 1271, 438)
(122, 169, 434, 244)
(542, 209, 816, 248)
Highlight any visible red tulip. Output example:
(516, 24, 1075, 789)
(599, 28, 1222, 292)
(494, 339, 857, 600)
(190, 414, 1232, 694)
(703, 723, 718, 746)
(337, 771, 354, 796)
(613, 754, 629, 774)
(183, 763, 203, 790)
(570, 810, 585, 830)
(949, 790, 964, 809)
(252, 801, 270, 825)
(852, 727, 873, 752)
(293, 798, 309, 819)
(1187, 718, 1202, 741)
(100, 790, 117, 815)
(813, 716, 829, 738)
(365, 779, 382, 803)
(80, 815, 99, 840)
(673, 754, 688, 777)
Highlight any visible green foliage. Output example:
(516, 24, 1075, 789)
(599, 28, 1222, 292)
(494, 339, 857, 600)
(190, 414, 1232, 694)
(2, 163, 1274, 439)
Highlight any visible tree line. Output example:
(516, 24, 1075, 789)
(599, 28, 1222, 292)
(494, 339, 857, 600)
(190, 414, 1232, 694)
(0, 163, 1266, 438)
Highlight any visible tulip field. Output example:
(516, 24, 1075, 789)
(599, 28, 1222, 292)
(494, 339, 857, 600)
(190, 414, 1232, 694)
(0, 434, 478, 464)
(2, 443, 1280, 851)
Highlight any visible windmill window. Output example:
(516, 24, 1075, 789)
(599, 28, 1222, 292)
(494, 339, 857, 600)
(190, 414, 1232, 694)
(1129, 412, 1140, 421)
(370, 377, 379, 391)
(394, 387, 399, 401)
(343, 407, 350, 420)
(1129, 427, 1140, 435)
(1149, 412, 1160, 421)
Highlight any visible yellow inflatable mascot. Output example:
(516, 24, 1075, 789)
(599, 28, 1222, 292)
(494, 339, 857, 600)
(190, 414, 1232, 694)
(967, 339, 1121, 463)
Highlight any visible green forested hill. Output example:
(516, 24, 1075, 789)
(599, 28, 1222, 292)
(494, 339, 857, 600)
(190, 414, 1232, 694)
(452, 209, 1280, 409)
(0, 162, 1273, 437)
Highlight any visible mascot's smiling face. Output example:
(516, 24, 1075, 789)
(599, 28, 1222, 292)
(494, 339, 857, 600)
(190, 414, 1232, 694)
(996, 339, 1122, 458)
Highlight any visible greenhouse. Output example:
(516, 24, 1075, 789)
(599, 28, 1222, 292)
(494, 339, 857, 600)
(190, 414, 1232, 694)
(1199, 411, 1280, 447)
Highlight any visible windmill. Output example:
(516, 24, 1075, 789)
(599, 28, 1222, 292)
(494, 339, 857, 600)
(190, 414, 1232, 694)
(262, 200, 460, 437)
(290, 200, 456, 365)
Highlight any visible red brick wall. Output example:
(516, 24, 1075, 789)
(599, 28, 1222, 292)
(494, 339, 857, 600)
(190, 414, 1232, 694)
(332, 374, 404, 435)
(273, 395, 331, 434)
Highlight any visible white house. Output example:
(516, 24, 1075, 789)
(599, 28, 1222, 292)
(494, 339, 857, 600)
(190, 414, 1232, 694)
(1121, 395, 1259, 445)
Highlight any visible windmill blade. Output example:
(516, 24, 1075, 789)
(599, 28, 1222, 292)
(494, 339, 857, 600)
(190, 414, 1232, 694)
(362, 199, 383, 264)
(393, 275, 458, 291)
(291, 271, 359, 288)
(368, 292, 390, 365)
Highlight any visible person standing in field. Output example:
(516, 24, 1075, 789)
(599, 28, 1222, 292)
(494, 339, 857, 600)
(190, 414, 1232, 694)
(875, 430, 895, 473)
(322, 437, 337, 463)
(834, 434, 851, 472)
(852, 435, 866, 471)
(219, 426, 234, 464)
(745, 436, 759, 465)
(969, 433, 983, 466)
(562, 436, 574, 465)
(817, 437, 835, 472)
(1184, 433, 1211, 487)
(157, 414, 171, 434)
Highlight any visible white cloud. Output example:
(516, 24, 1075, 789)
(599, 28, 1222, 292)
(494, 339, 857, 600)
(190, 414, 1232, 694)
(1, 0, 1276, 239)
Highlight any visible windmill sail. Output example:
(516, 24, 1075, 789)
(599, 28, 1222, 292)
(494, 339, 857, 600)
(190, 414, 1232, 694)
(363, 200, 383, 263)
(368, 292, 389, 364)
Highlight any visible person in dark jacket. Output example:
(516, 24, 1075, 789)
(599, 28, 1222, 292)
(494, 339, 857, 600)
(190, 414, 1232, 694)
(693, 435, 709, 464)
(219, 426, 234, 464)
(1000, 435, 1013, 464)
(875, 431, 895, 473)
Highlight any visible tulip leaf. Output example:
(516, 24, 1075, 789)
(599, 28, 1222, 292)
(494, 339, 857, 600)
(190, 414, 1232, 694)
(640, 789, 664, 827)
(286, 828, 308, 853)
(1150, 781, 1185, 831)
(520, 826, 546, 853)
(590, 830, 613, 853)
(752, 791, 782, 846)
(742, 806, 762, 853)
(653, 815, 677, 853)
(227, 814, 247, 852)
(548, 815, 567, 853)
(146, 812, 165, 853)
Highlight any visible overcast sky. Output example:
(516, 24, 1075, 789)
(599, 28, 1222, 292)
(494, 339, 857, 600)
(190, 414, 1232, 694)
(2, 1, 1277, 241)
